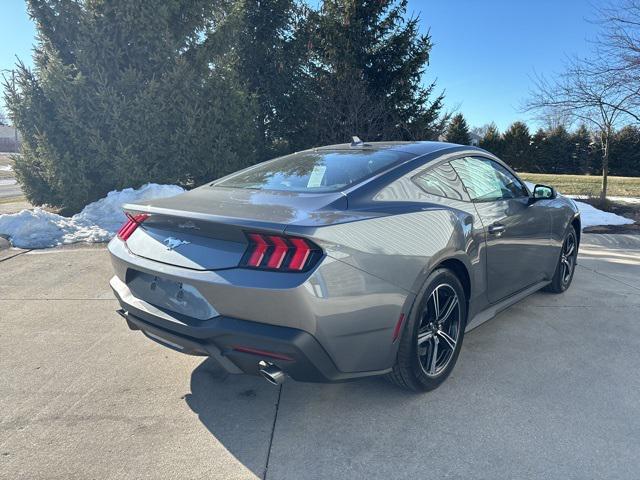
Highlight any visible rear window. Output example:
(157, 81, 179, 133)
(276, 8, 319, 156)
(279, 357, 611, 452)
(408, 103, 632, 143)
(214, 149, 410, 192)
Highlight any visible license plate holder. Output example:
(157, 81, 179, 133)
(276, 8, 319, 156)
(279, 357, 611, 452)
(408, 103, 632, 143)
(126, 270, 218, 320)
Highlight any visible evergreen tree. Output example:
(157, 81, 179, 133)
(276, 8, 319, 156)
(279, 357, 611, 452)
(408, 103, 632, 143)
(4, 0, 257, 212)
(501, 122, 532, 171)
(445, 114, 471, 145)
(610, 125, 640, 177)
(214, 0, 309, 159)
(570, 125, 594, 174)
(533, 125, 572, 173)
(480, 123, 502, 156)
(297, 0, 446, 148)
(530, 128, 547, 173)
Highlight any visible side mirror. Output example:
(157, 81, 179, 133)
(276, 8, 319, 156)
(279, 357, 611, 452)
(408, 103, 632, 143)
(532, 184, 556, 201)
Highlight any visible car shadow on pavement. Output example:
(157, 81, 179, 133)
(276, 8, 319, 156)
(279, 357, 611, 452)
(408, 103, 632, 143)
(183, 358, 279, 477)
(183, 357, 411, 477)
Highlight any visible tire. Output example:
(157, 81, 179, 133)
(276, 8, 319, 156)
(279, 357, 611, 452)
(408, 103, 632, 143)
(387, 268, 467, 392)
(544, 225, 578, 294)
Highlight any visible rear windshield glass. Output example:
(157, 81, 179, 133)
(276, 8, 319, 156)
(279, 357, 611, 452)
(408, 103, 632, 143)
(214, 149, 410, 192)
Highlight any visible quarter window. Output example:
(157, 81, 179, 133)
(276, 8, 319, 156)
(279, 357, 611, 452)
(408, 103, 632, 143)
(450, 157, 528, 202)
(413, 162, 468, 201)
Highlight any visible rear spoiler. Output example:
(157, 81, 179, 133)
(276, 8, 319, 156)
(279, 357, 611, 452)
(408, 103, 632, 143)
(121, 203, 287, 235)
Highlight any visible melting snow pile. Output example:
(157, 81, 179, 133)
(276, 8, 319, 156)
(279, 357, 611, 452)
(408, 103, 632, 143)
(0, 184, 184, 248)
(572, 200, 634, 228)
(523, 181, 634, 228)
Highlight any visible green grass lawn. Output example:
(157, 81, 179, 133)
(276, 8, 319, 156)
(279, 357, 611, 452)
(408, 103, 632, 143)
(519, 173, 640, 197)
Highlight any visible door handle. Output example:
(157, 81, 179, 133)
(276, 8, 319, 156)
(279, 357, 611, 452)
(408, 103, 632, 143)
(488, 224, 506, 234)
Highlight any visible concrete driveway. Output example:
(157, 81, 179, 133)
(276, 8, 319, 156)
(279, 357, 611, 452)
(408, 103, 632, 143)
(1, 234, 639, 479)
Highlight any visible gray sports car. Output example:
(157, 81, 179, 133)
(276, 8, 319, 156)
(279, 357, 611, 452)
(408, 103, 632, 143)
(108, 140, 580, 392)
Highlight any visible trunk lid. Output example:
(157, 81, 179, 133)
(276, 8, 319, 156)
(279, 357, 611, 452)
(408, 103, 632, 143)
(122, 185, 347, 270)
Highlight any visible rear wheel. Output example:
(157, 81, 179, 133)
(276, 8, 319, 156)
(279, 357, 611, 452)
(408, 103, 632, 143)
(388, 268, 467, 392)
(544, 226, 578, 294)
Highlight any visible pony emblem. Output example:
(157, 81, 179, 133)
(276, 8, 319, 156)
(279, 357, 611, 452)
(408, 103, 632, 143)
(163, 237, 191, 251)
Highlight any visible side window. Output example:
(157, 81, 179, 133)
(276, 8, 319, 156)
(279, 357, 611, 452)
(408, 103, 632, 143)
(412, 162, 469, 201)
(450, 157, 528, 202)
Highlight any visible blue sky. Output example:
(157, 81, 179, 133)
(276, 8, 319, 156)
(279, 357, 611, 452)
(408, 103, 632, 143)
(0, 0, 600, 131)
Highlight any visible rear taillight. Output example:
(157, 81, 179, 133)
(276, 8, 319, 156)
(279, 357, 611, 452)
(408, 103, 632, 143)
(241, 233, 322, 272)
(116, 213, 149, 241)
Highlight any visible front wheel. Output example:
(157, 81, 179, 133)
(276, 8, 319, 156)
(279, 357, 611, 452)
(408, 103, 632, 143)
(544, 226, 578, 294)
(387, 268, 467, 392)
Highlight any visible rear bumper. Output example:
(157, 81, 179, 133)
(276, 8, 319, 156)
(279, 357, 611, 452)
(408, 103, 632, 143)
(111, 277, 391, 383)
(108, 236, 412, 374)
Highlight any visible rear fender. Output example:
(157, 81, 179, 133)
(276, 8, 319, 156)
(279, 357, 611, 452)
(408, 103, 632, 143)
(288, 208, 475, 295)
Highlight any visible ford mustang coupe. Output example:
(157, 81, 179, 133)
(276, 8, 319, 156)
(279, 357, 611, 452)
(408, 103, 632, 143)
(108, 140, 580, 392)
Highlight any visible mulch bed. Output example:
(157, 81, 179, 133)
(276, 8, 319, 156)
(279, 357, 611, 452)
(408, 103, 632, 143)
(583, 224, 640, 234)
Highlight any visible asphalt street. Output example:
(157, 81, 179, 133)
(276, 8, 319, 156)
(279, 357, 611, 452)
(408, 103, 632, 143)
(1, 234, 639, 479)
(0, 178, 21, 199)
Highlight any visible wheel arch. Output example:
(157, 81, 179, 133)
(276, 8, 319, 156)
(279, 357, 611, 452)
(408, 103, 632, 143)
(406, 256, 472, 321)
(571, 215, 581, 248)
(436, 258, 471, 304)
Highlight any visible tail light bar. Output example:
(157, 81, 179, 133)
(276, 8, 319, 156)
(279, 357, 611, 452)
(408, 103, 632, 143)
(241, 233, 322, 272)
(117, 213, 149, 241)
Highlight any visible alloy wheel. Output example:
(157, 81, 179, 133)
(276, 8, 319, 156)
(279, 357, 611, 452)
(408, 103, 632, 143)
(417, 284, 461, 376)
(560, 231, 577, 285)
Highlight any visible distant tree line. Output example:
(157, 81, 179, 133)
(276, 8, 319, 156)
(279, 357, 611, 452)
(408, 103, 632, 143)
(3, 0, 448, 213)
(446, 114, 640, 178)
(522, 0, 640, 199)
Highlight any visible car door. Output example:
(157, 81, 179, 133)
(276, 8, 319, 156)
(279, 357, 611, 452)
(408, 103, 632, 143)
(451, 156, 551, 303)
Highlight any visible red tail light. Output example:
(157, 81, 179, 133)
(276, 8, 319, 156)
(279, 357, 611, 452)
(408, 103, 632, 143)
(117, 213, 149, 241)
(241, 233, 322, 272)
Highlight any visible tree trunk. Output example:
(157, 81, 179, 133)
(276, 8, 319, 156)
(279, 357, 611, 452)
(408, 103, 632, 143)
(600, 132, 609, 202)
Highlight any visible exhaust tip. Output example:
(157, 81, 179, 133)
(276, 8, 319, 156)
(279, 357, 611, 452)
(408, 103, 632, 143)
(259, 363, 286, 385)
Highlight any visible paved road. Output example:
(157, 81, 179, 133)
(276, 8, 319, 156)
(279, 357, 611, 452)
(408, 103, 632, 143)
(0, 178, 22, 199)
(1, 235, 639, 479)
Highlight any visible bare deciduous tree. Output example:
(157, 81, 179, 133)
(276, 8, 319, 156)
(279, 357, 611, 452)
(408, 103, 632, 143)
(471, 123, 494, 139)
(524, 58, 640, 200)
(596, 1, 640, 79)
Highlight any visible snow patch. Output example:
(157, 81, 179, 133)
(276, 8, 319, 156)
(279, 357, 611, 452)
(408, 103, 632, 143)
(0, 164, 13, 172)
(0, 183, 184, 248)
(572, 200, 635, 228)
(525, 181, 634, 229)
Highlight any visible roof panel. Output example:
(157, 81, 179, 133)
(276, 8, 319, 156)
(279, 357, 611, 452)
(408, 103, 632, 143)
(313, 141, 463, 157)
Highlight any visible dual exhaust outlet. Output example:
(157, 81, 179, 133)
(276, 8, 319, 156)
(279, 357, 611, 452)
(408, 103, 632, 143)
(258, 361, 286, 385)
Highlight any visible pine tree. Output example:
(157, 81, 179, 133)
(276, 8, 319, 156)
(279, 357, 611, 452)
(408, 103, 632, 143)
(610, 125, 640, 177)
(501, 122, 532, 171)
(214, 0, 308, 159)
(533, 126, 572, 173)
(4, 0, 257, 213)
(445, 114, 471, 145)
(297, 0, 446, 148)
(570, 125, 593, 174)
(480, 123, 502, 156)
(530, 128, 547, 173)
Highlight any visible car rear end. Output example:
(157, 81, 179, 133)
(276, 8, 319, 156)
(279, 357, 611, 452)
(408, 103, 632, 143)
(108, 147, 415, 382)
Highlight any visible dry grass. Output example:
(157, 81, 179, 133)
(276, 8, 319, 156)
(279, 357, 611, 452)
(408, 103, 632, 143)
(519, 173, 640, 197)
